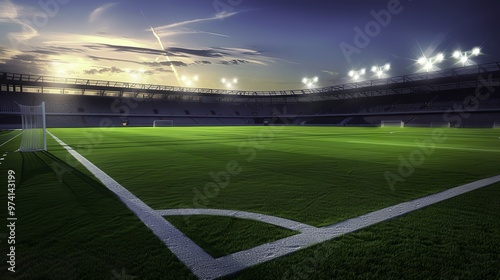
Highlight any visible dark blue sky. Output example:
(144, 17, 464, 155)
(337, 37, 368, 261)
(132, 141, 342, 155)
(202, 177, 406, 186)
(1, 0, 499, 90)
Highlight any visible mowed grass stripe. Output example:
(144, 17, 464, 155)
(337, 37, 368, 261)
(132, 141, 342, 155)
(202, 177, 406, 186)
(48, 127, 500, 226)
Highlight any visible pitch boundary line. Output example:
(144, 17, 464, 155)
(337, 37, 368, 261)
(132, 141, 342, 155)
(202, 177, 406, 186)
(0, 131, 22, 148)
(48, 131, 500, 280)
(347, 140, 500, 153)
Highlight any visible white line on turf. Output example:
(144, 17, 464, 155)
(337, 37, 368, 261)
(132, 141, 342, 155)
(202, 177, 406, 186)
(47, 131, 218, 279)
(0, 132, 22, 148)
(48, 131, 500, 280)
(347, 140, 500, 153)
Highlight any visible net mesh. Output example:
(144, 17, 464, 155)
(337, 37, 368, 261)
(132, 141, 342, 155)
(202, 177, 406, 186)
(18, 102, 46, 152)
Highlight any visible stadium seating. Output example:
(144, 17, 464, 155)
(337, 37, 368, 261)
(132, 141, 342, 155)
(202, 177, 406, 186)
(1, 87, 499, 128)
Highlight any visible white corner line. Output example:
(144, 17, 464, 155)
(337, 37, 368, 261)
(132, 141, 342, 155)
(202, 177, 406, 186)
(47, 131, 219, 279)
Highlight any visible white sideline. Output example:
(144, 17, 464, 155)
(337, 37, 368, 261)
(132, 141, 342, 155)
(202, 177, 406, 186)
(0, 132, 22, 148)
(347, 140, 500, 153)
(47, 132, 218, 279)
(48, 131, 500, 280)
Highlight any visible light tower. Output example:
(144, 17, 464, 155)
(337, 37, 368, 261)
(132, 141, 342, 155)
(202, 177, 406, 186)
(452, 47, 481, 66)
(302, 76, 319, 88)
(371, 63, 391, 78)
(348, 68, 366, 81)
(181, 75, 199, 87)
(221, 78, 238, 88)
(417, 53, 445, 72)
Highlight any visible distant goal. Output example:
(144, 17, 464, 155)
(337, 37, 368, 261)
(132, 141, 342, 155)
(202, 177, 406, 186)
(494, 121, 500, 129)
(381, 120, 404, 128)
(153, 120, 173, 127)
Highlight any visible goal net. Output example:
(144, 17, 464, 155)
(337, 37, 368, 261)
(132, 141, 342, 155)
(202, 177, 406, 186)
(494, 121, 500, 129)
(431, 122, 451, 128)
(153, 120, 173, 127)
(17, 102, 47, 152)
(381, 120, 404, 127)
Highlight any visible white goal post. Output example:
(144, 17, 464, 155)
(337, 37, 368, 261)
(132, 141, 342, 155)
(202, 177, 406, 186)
(17, 102, 47, 152)
(381, 120, 404, 127)
(153, 120, 173, 127)
(431, 122, 451, 128)
(494, 121, 500, 129)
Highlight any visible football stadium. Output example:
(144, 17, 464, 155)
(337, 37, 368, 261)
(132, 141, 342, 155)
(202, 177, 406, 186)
(1, 1, 500, 280)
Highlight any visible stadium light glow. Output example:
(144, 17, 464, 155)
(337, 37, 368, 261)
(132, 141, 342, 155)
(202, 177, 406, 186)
(302, 76, 319, 88)
(371, 63, 391, 78)
(452, 47, 481, 66)
(221, 77, 238, 88)
(417, 53, 445, 72)
(181, 75, 199, 87)
(348, 68, 366, 81)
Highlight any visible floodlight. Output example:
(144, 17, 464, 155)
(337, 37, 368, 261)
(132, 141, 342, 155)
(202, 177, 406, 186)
(371, 64, 390, 77)
(221, 77, 238, 88)
(460, 56, 468, 64)
(472, 47, 481, 56)
(452, 51, 461, 59)
(418, 57, 427, 65)
(348, 68, 366, 80)
(302, 76, 319, 88)
(436, 53, 445, 62)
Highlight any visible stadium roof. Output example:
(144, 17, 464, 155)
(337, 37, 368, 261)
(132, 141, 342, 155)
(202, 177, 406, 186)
(1, 61, 500, 100)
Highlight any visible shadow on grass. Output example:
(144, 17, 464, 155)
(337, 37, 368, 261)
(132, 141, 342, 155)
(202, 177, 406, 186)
(20, 151, 121, 206)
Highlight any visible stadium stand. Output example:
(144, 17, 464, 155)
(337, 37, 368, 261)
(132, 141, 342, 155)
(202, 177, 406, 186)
(1, 62, 499, 129)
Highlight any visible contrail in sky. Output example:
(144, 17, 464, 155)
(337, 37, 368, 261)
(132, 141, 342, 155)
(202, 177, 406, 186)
(141, 10, 181, 85)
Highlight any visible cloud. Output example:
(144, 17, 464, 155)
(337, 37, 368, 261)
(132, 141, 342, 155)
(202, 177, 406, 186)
(85, 43, 169, 56)
(156, 27, 229, 38)
(142, 61, 188, 67)
(0, 53, 46, 74)
(84, 66, 123, 75)
(89, 3, 117, 23)
(220, 59, 251, 65)
(194, 61, 212, 65)
(0, 0, 39, 49)
(167, 47, 226, 58)
(322, 70, 340, 76)
(153, 11, 239, 31)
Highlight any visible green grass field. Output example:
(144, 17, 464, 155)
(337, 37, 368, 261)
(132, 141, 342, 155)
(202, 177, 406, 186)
(1, 126, 499, 279)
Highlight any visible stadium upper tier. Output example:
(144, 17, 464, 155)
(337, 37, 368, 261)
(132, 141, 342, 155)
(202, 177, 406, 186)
(1, 61, 500, 99)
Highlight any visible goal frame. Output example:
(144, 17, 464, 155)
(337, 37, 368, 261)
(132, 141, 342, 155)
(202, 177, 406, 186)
(17, 101, 47, 152)
(381, 120, 404, 128)
(153, 120, 174, 127)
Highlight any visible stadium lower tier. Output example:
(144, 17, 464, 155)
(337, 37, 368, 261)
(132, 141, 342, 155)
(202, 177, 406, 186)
(1, 90, 499, 128)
